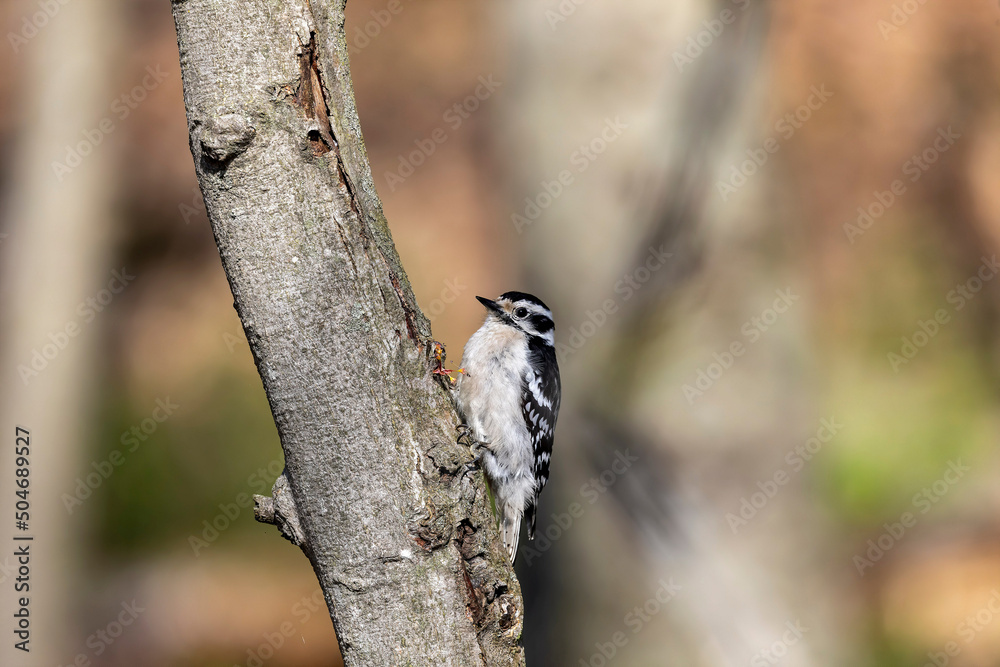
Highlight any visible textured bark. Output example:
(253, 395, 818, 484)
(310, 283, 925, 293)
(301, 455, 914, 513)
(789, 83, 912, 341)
(170, 1, 525, 665)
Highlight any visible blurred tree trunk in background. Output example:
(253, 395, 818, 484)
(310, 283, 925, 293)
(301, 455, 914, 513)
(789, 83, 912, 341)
(0, 1, 118, 665)
(171, 1, 524, 665)
(501, 1, 847, 664)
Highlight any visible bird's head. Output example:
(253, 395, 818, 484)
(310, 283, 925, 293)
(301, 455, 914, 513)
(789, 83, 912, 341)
(476, 291, 555, 345)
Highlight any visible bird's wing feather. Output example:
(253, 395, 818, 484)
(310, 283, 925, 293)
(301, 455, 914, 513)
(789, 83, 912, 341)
(522, 339, 561, 540)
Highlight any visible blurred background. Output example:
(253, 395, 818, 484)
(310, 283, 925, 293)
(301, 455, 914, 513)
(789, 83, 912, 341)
(2, 0, 1000, 665)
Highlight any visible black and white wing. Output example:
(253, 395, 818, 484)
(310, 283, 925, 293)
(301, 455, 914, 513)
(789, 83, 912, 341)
(522, 338, 561, 539)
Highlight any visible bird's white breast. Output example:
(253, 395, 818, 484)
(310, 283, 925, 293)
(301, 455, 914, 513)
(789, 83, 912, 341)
(457, 320, 535, 505)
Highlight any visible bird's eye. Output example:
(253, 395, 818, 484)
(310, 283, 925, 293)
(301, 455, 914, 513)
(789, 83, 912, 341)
(514, 307, 528, 319)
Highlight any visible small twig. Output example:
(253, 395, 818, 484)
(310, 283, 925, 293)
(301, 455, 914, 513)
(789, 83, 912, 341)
(254, 472, 305, 547)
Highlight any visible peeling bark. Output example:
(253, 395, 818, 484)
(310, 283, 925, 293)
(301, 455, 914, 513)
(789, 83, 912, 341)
(170, 1, 525, 664)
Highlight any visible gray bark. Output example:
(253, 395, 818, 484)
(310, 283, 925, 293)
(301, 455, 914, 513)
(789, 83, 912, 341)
(170, 1, 524, 665)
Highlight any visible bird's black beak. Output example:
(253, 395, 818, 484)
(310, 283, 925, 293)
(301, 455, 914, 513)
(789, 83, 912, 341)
(476, 296, 503, 315)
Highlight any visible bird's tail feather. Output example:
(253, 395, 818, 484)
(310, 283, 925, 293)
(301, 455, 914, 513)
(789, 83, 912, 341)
(525, 500, 537, 540)
(501, 512, 521, 564)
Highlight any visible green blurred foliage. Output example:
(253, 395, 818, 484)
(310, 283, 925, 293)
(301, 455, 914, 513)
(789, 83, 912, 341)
(819, 223, 998, 525)
(90, 369, 281, 555)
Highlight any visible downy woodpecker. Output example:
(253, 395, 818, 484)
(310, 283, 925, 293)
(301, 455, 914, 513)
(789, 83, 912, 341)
(457, 292, 561, 563)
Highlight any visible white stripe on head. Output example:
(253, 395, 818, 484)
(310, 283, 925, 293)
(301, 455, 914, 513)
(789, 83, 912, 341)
(524, 302, 552, 319)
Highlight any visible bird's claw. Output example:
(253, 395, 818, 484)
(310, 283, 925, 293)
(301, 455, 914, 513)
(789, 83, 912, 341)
(470, 440, 488, 457)
(456, 424, 488, 460)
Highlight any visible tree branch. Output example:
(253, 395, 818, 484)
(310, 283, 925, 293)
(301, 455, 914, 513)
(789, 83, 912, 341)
(170, 1, 525, 664)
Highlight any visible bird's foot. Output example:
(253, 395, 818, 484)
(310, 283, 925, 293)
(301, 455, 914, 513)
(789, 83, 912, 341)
(456, 424, 489, 461)
(468, 439, 490, 462)
(456, 423, 474, 446)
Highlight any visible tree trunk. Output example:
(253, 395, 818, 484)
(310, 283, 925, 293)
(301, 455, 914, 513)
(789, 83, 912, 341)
(170, 1, 524, 665)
